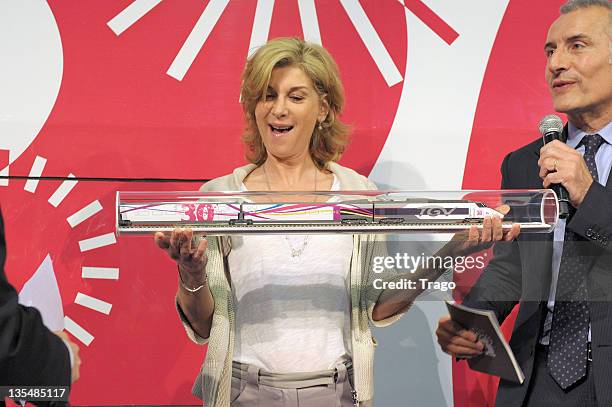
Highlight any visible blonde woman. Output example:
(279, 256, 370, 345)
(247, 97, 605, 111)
(155, 37, 517, 407)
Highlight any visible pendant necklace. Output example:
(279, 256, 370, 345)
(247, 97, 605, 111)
(262, 164, 316, 258)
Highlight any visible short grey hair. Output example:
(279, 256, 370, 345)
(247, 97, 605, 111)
(560, 0, 612, 43)
(560, 0, 612, 14)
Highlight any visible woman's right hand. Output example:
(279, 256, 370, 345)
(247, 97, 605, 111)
(156, 228, 214, 339)
(154, 228, 208, 284)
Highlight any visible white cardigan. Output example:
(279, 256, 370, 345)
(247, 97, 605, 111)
(176, 162, 410, 406)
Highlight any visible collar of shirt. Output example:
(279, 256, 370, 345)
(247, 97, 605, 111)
(567, 120, 612, 149)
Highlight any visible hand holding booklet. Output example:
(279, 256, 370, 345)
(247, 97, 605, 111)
(445, 301, 525, 384)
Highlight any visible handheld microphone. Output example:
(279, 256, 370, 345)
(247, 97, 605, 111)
(538, 114, 570, 219)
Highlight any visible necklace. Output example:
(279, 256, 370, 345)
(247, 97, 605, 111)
(262, 164, 316, 258)
(285, 235, 310, 258)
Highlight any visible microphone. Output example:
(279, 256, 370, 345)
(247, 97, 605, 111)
(538, 114, 570, 219)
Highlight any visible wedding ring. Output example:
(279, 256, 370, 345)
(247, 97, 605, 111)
(553, 159, 558, 171)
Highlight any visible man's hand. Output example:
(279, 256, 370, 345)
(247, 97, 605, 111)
(436, 315, 484, 358)
(539, 140, 594, 207)
(55, 331, 81, 383)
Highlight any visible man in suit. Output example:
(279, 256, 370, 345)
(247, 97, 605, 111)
(436, 0, 612, 406)
(0, 209, 81, 393)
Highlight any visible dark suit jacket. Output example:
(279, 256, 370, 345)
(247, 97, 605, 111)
(463, 132, 612, 406)
(0, 210, 71, 387)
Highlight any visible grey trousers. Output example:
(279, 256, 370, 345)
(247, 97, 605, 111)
(230, 360, 364, 407)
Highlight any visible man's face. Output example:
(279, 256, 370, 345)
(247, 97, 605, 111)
(544, 7, 612, 116)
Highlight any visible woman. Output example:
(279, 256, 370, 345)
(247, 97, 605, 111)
(155, 37, 518, 407)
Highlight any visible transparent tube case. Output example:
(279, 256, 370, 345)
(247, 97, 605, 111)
(116, 189, 558, 235)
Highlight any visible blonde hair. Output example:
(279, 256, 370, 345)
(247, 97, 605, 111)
(240, 37, 350, 169)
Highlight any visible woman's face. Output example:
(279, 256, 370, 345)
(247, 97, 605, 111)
(254, 65, 328, 162)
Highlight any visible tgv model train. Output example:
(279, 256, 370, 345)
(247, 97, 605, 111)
(118, 199, 504, 229)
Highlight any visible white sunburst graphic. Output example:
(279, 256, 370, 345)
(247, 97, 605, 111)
(10, 154, 118, 347)
(107, 0, 458, 86)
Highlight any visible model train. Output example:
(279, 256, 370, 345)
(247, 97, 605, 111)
(118, 199, 504, 228)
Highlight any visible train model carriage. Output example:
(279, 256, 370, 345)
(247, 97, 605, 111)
(117, 199, 504, 230)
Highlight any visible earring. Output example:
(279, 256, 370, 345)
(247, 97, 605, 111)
(318, 122, 323, 131)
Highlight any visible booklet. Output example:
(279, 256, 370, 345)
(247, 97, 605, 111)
(18, 254, 65, 331)
(445, 301, 525, 384)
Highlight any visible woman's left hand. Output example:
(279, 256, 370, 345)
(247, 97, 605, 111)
(446, 205, 520, 257)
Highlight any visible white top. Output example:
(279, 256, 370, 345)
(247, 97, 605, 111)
(230, 175, 354, 372)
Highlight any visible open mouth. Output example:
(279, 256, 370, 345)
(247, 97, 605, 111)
(269, 124, 294, 135)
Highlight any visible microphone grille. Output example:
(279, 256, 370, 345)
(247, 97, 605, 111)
(538, 114, 564, 136)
